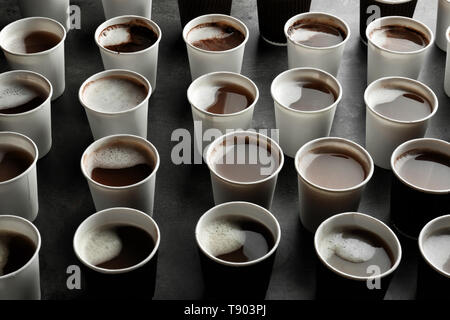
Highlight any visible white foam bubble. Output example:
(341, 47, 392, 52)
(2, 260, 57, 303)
(82, 76, 147, 113)
(0, 80, 41, 111)
(368, 87, 405, 107)
(423, 232, 450, 273)
(289, 29, 322, 44)
(99, 25, 131, 47)
(191, 84, 222, 110)
(187, 25, 229, 44)
(321, 232, 376, 263)
(83, 227, 122, 266)
(199, 219, 246, 257)
(0, 237, 9, 276)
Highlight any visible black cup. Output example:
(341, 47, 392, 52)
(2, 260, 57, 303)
(360, 0, 418, 44)
(417, 215, 450, 300)
(178, 0, 233, 28)
(390, 139, 450, 239)
(314, 212, 402, 300)
(257, 0, 312, 45)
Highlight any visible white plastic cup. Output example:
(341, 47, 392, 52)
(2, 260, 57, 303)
(205, 131, 284, 210)
(271, 67, 342, 158)
(183, 14, 249, 80)
(0, 215, 41, 300)
(295, 137, 374, 233)
(366, 16, 434, 84)
(95, 15, 162, 91)
(0, 132, 39, 221)
(284, 12, 351, 76)
(102, 0, 152, 20)
(436, 0, 450, 51)
(0, 70, 53, 158)
(445, 26, 450, 97)
(0, 17, 66, 100)
(187, 71, 259, 155)
(80, 134, 160, 216)
(79, 69, 152, 140)
(18, 0, 70, 31)
(365, 76, 438, 170)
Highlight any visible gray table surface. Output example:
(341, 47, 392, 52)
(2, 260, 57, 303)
(0, 0, 448, 300)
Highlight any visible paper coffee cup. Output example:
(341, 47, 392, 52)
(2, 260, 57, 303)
(102, 0, 152, 20)
(0, 70, 53, 158)
(195, 201, 281, 299)
(80, 134, 160, 216)
(365, 76, 438, 170)
(0, 17, 66, 100)
(271, 67, 342, 158)
(178, 0, 233, 28)
(18, 0, 70, 31)
(73, 207, 160, 299)
(79, 69, 152, 140)
(314, 212, 402, 300)
(95, 15, 162, 91)
(0, 132, 39, 221)
(436, 0, 450, 51)
(183, 14, 249, 80)
(284, 12, 351, 76)
(295, 137, 374, 232)
(0, 215, 41, 300)
(366, 16, 433, 84)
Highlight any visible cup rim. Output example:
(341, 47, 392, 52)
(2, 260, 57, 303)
(0, 70, 53, 117)
(295, 137, 374, 193)
(195, 201, 281, 267)
(364, 76, 438, 125)
(78, 69, 152, 116)
(284, 11, 351, 51)
(366, 16, 434, 56)
(390, 138, 450, 194)
(446, 25, 450, 43)
(182, 14, 249, 55)
(0, 131, 39, 185)
(73, 207, 161, 274)
(80, 134, 160, 191)
(314, 212, 402, 281)
(187, 71, 259, 118)
(205, 130, 285, 186)
(94, 15, 162, 56)
(418, 214, 450, 279)
(0, 215, 41, 280)
(0, 17, 66, 57)
(270, 67, 343, 114)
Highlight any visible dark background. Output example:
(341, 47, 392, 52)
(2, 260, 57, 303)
(0, 0, 448, 300)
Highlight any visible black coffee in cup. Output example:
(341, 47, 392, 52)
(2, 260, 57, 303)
(99, 20, 158, 53)
(0, 79, 48, 114)
(0, 145, 34, 182)
(287, 20, 346, 47)
(206, 83, 254, 114)
(0, 230, 36, 276)
(188, 22, 245, 51)
(370, 25, 429, 52)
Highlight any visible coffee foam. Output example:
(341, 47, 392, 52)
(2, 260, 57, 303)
(199, 218, 246, 257)
(99, 25, 131, 47)
(82, 76, 148, 113)
(85, 142, 152, 175)
(191, 83, 227, 110)
(83, 226, 122, 266)
(423, 231, 450, 273)
(320, 231, 376, 263)
(188, 23, 234, 44)
(0, 237, 9, 276)
(0, 79, 46, 111)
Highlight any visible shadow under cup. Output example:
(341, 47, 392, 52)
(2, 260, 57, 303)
(73, 207, 160, 300)
(195, 202, 281, 300)
(390, 139, 450, 239)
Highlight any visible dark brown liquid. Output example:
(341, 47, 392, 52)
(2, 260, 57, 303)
(302, 148, 367, 189)
(215, 216, 275, 263)
(95, 225, 155, 270)
(288, 80, 337, 111)
(373, 89, 432, 121)
(213, 137, 280, 183)
(0, 231, 36, 276)
(206, 83, 254, 114)
(190, 22, 245, 51)
(101, 22, 158, 53)
(324, 228, 394, 277)
(0, 81, 48, 114)
(288, 21, 346, 47)
(0, 145, 34, 182)
(396, 149, 450, 191)
(371, 25, 429, 52)
(23, 31, 61, 54)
